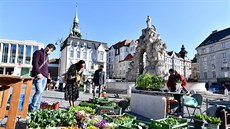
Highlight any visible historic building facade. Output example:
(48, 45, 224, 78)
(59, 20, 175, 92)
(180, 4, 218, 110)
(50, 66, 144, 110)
(59, 6, 108, 79)
(0, 39, 43, 76)
(196, 28, 230, 85)
(106, 40, 137, 79)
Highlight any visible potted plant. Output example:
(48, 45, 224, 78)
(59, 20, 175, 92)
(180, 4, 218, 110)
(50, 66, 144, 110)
(27, 109, 77, 128)
(193, 114, 206, 129)
(136, 74, 164, 90)
(206, 116, 222, 129)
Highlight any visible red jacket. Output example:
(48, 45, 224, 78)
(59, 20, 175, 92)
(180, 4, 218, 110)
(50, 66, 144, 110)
(167, 74, 187, 89)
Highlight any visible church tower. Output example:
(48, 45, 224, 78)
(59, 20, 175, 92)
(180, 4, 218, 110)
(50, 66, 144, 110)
(70, 1, 82, 38)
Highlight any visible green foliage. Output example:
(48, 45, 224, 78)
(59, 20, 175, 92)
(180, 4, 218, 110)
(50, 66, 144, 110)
(206, 116, 222, 125)
(193, 114, 221, 124)
(79, 102, 98, 109)
(27, 109, 76, 128)
(193, 114, 207, 120)
(69, 106, 95, 114)
(136, 74, 164, 89)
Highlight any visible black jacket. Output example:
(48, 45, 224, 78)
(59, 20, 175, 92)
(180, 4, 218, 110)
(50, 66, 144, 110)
(93, 69, 105, 86)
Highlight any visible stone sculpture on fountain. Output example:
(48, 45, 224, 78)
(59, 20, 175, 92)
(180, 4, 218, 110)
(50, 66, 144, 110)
(126, 16, 167, 81)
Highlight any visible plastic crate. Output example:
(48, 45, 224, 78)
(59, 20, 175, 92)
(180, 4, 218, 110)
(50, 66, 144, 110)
(96, 105, 122, 115)
(40, 101, 60, 110)
(151, 116, 188, 129)
(92, 97, 109, 104)
(118, 119, 151, 129)
(103, 113, 136, 126)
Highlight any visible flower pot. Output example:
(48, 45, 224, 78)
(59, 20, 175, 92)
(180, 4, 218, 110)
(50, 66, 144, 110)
(208, 123, 220, 129)
(193, 118, 205, 129)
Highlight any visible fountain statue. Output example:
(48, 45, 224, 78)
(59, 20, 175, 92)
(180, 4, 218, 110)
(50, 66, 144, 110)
(126, 16, 167, 81)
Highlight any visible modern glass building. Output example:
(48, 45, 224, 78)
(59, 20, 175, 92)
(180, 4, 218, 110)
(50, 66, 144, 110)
(0, 39, 43, 76)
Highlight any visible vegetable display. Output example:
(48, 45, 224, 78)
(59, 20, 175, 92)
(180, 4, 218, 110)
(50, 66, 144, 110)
(136, 74, 165, 90)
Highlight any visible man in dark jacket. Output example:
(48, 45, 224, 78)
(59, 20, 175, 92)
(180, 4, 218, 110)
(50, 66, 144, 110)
(29, 44, 56, 111)
(93, 65, 106, 98)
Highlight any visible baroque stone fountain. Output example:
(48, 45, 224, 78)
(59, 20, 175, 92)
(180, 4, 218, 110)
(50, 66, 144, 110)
(127, 16, 169, 119)
(126, 16, 167, 82)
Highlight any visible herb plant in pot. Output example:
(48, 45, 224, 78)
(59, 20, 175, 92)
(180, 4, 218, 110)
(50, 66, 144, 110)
(136, 74, 164, 91)
(206, 116, 222, 129)
(193, 114, 206, 129)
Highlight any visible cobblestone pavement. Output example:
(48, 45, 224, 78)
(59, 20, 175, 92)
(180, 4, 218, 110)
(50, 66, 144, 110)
(1, 85, 227, 129)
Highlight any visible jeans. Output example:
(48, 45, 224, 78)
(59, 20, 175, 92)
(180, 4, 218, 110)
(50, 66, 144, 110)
(29, 76, 47, 111)
(93, 85, 102, 97)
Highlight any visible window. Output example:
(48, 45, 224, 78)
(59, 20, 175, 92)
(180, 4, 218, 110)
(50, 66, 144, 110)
(98, 51, 104, 60)
(223, 62, 228, 67)
(70, 49, 74, 58)
(10, 44, 16, 63)
(212, 71, 216, 78)
(203, 62, 207, 70)
(77, 50, 81, 58)
(209, 46, 214, 52)
(204, 72, 207, 79)
(33, 46, 38, 53)
(71, 40, 75, 48)
(25, 45, 31, 64)
(18, 45, 24, 63)
(0, 67, 3, 74)
(2, 43, 9, 63)
(83, 51, 87, 59)
(221, 42, 226, 48)
(224, 72, 228, 77)
(210, 55, 215, 60)
(211, 64, 215, 69)
(91, 62, 94, 69)
(222, 52, 227, 58)
(201, 48, 206, 54)
(77, 41, 81, 48)
(83, 42, 87, 48)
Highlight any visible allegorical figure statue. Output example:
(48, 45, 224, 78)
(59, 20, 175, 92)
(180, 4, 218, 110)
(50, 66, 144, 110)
(146, 16, 151, 28)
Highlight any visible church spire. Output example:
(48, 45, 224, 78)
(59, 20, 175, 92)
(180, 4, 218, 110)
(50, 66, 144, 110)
(70, 0, 82, 38)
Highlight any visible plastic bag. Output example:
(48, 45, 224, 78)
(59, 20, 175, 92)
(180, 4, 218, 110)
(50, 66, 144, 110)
(183, 96, 198, 107)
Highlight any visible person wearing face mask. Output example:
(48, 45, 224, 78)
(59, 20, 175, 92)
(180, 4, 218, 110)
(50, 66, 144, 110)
(29, 44, 56, 111)
(64, 60, 85, 107)
(93, 65, 106, 98)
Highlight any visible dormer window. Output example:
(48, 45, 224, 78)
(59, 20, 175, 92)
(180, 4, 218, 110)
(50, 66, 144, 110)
(71, 40, 75, 47)
(83, 42, 87, 48)
(77, 41, 81, 48)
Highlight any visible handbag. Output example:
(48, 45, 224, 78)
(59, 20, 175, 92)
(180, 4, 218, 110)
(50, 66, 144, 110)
(76, 75, 81, 82)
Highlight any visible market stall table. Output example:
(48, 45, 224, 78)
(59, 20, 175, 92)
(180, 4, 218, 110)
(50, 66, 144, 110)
(200, 92, 230, 113)
(0, 75, 33, 129)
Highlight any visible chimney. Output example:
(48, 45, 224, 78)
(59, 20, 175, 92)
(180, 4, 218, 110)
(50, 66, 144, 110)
(212, 30, 218, 34)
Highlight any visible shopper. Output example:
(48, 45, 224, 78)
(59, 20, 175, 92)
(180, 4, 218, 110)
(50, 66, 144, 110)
(29, 44, 56, 111)
(64, 60, 85, 107)
(92, 65, 106, 98)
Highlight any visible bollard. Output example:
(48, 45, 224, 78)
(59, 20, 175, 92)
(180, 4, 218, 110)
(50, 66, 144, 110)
(127, 85, 132, 97)
(89, 84, 92, 94)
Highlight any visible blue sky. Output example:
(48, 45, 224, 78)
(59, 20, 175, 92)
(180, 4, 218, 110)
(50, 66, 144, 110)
(0, 0, 229, 59)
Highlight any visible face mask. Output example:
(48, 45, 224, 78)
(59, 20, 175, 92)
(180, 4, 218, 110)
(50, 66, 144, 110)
(46, 48, 54, 55)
